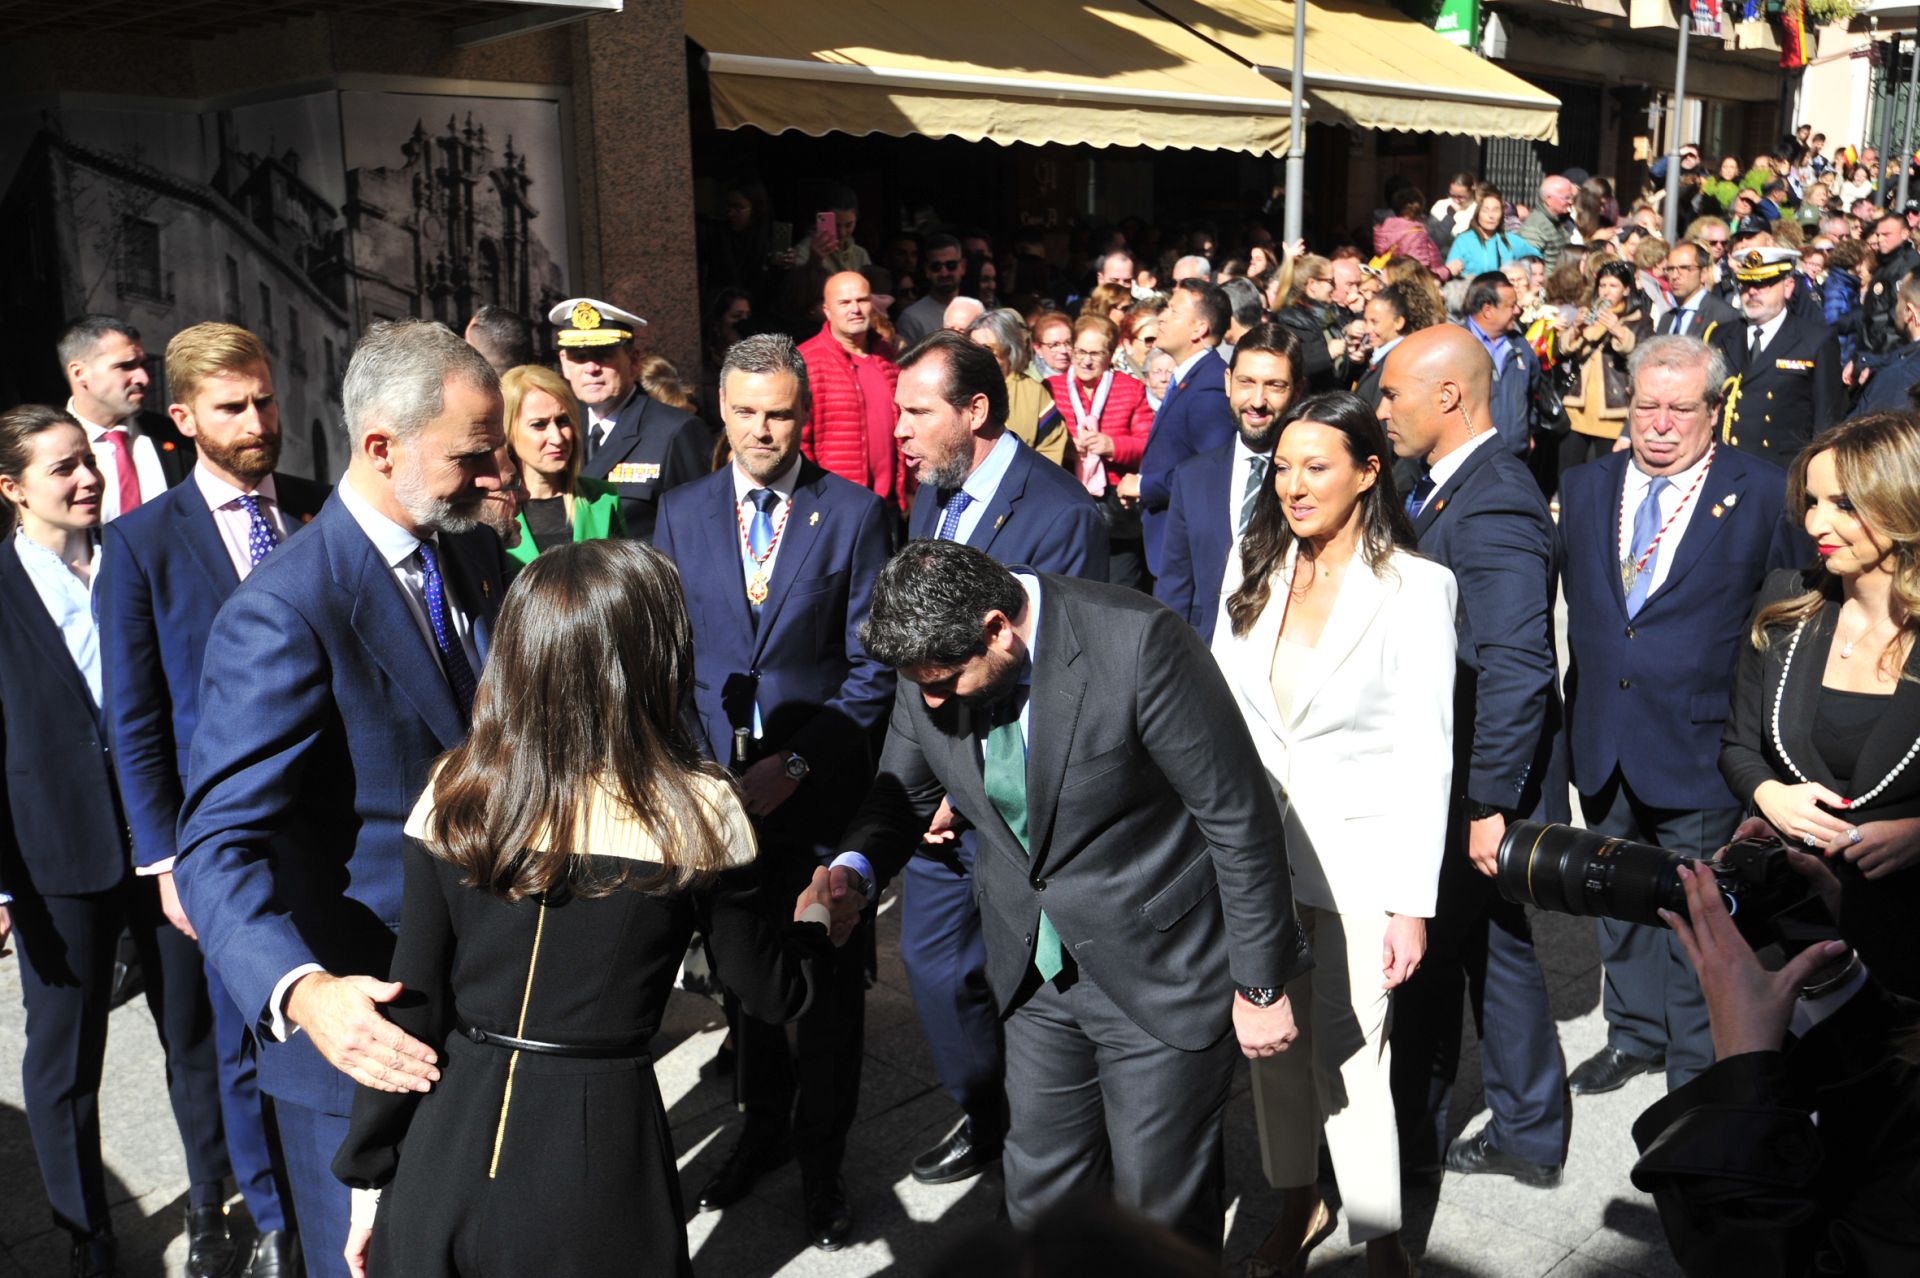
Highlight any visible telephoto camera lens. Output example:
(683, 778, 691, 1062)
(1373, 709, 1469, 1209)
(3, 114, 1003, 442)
(1496, 821, 1688, 928)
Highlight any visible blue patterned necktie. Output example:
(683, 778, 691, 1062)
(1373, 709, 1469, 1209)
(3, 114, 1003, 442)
(1624, 477, 1671, 619)
(416, 540, 479, 715)
(1405, 471, 1436, 518)
(981, 692, 1063, 982)
(936, 489, 974, 541)
(237, 494, 280, 569)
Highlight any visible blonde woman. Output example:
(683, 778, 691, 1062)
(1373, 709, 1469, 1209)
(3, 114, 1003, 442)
(501, 364, 627, 563)
(1721, 413, 1920, 998)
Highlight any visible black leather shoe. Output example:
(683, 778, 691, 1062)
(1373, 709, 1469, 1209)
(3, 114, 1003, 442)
(802, 1172, 853, 1251)
(1444, 1131, 1561, 1188)
(911, 1117, 1002, 1185)
(696, 1124, 791, 1212)
(69, 1231, 117, 1278)
(244, 1229, 301, 1278)
(184, 1206, 239, 1278)
(1569, 1045, 1664, 1095)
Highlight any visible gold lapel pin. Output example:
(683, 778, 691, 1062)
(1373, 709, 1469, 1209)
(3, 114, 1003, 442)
(482, 579, 491, 598)
(809, 511, 820, 526)
(1432, 499, 1446, 514)
(1710, 503, 1725, 518)
(995, 514, 1006, 529)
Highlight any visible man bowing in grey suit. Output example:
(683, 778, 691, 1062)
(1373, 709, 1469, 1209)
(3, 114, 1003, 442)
(828, 540, 1312, 1251)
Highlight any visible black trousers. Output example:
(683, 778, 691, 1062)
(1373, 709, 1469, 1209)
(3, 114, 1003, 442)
(12, 876, 229, 1236)
(1580, 771, 1738, 1089)
(729, 848, 867, 1179)
(1390, 851, 1570, 1170)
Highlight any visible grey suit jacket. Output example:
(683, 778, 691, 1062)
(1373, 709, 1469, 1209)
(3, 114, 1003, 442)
(842, 573, 1311, 1051)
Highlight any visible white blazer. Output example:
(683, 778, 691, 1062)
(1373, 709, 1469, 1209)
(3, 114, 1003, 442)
(1211, 542, 1458, 918)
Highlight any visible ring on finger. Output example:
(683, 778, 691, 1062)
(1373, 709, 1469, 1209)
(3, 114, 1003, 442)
(1802, 832, 1821, 847)
(1848, 826, 1863, 845)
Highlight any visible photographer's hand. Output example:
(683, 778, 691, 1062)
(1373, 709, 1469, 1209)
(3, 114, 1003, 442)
(1661, 863, 1850, 1061)
(1753, 779, 1852, 848)
(1826, 816, 1920, 880)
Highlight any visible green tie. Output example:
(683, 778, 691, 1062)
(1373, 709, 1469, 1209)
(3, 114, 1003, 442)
(983, 699, 1064, 982)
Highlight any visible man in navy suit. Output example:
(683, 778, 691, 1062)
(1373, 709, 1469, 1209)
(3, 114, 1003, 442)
(175, 320, 510, 1278)
(1559, 335, 1796, 1095)
(1122, 279, 1236, 579)
(1155, 323, 1302, 643)
(99, 322, 326, 1278)
(654, 333, 895, 1251)
(1378, 326, 1572, 1187)
(895, 330, 1107, 1187)
(553, 296, 710, 541)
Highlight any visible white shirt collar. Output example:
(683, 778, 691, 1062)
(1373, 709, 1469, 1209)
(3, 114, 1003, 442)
(1427, 424, 1498, 491)
(1171, 345, 1217, 384)
(1751, 306, 1790, 349)
(1626, 445, 1713, 497)
(731, 455, 803, 506)
(588, 385, 636, 428)
(193, 463, 277, 512)
(66, 399, 133, 438)
(338, 471, 430, 569)
(1370, 335, 1405, 367)
(959, 430, 1021, 502)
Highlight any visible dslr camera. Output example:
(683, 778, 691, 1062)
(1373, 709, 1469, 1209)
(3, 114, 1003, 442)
(1496, 822, 1840, 958)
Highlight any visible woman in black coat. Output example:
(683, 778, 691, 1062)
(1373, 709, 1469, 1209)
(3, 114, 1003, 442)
(334, 540, 835, 1278)
(1721, 414, 1920, 998)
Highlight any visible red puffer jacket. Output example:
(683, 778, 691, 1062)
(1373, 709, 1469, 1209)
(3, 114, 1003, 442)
(1047, 370, 1154, 486)
(798, 325, 909, 512)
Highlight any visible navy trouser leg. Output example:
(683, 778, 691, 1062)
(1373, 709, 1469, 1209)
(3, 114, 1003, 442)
(272, 1098, 350, 1278)
(1473, 891, 1571, 1166)
(205, 958, 290, 1231)
(900, 834, 1006, 1136)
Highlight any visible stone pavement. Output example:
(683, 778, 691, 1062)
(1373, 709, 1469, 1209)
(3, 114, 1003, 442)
(0, 890, 1688, 1278)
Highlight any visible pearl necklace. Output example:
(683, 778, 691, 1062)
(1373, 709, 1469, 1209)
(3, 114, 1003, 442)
(1770, 619, 1920, 807)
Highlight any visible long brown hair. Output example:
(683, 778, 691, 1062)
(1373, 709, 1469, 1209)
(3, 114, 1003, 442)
(0, 404, 84, 534)
(1225, 391, 1417, 638)
(422, 540, 736, 899)
(1751, 413, 1920, 681)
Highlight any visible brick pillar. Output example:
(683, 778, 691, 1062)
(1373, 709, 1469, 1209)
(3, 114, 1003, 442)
(575, 0, 700, 381)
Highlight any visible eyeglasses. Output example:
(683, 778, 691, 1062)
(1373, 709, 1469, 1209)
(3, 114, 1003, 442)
(927, 259, 963, 273)
(1036, 338, 1071, 350)
(1071, 348, 1111, 362)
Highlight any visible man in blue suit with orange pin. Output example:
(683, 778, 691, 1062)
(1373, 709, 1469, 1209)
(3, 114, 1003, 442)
(1121, 279, 1237, 582)
(99, 322, 326, 1278)
(1558, 334, 1796, 1094)
(654, 333, 895, 1251)
(175, 320, 511, 1278)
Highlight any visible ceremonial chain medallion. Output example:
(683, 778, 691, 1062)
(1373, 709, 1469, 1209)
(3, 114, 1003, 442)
(738, 496, 793, 606)
(1618, 446, 1715, 595)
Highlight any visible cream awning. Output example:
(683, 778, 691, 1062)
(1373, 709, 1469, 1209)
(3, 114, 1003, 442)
(1149, 0, 1560, 143)
(686, 0, 1297, 155)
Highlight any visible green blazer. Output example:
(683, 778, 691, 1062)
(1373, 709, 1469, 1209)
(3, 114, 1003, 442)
(506, 474, 629, 565)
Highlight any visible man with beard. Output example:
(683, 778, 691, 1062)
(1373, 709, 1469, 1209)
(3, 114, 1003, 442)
(897, 235, 966, 347)
(892, 330, 1106, 1194)
(1154, 323, 1301, 643)
(99, 323, 328, 1278)
(654, 333, 894, 1251)
(175, 320, 510, 1278)
(59, 314, 194, 519)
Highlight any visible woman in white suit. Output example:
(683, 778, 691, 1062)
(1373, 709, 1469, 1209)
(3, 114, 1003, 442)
(1216, 390, 1457, 1278)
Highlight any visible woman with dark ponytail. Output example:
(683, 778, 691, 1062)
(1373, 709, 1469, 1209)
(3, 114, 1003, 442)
(1212, 392, 1458, 1278)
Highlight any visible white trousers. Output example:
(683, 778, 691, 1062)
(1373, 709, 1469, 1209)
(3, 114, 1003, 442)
(1248, 904, 1401, 1245)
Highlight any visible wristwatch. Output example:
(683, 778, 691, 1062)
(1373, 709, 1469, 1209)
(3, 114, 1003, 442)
(1236, 985, 1283, 1007)
(1465, 799, 1510, 822)
(783, 752, 811, 782)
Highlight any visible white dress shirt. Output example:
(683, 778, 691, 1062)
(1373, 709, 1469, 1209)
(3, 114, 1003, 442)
(70, 401, 169, 523)
(586, 385, 636, 452)
(732, 456, 802, 589)
(1618, 448, 1713, 600)
(1747, 306, 1790, 357)
(1425, 419, 1499, 492)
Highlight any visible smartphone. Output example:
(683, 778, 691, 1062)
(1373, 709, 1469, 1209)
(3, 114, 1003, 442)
(769, 220, 793, 253)
(814, 211, 837, 248)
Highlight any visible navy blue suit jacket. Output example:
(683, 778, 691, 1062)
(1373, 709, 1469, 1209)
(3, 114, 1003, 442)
(99, 472, 329, 870)
(1153, 442, 1235, 643)
(1559, 449, 1796, 810)
(1414, 439, 1567, 821)
(906, 436, 1109, 579)
(1138, 347, 1235, 576)
(655, 461, 896, 859)
(0, 543, 128, 900)
(174, 491, 508, 1116)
